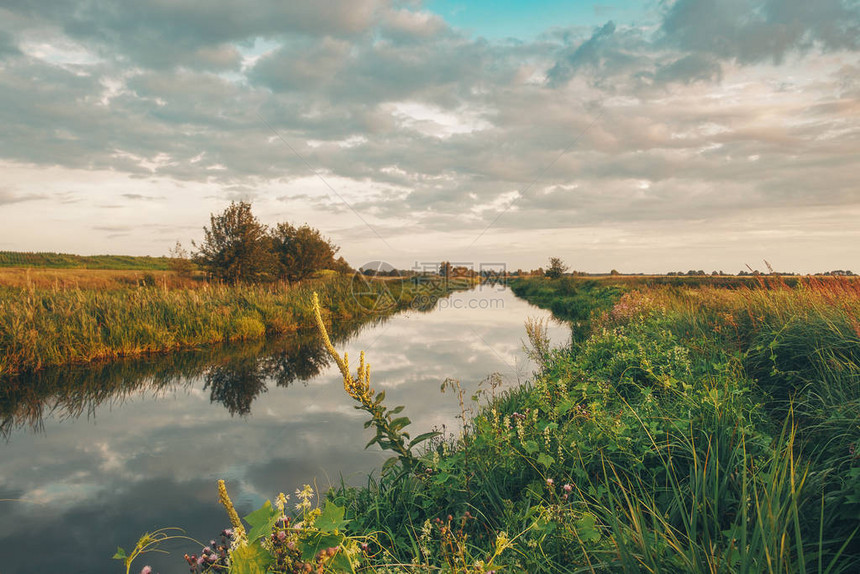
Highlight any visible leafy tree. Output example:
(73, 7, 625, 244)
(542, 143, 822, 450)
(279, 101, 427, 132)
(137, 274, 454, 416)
(545, 257, 569, 279)
(193, 201, 276, 284)
(270, 223, 339, 283)
(332, 256, 353, 275)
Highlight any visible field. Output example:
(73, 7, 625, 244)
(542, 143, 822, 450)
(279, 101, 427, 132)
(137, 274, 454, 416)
(271, 275, 860, 573)
(0, 251, 173, 270)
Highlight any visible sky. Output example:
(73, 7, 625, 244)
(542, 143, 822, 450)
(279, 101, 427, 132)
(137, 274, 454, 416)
(0, 0, 857, 273)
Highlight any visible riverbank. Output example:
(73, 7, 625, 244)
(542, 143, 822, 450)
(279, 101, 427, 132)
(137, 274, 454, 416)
(0, 274, 465, 378)
(311, 276, 859, 572)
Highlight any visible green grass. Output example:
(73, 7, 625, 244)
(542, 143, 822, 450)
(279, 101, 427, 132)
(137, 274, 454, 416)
(0, 251, 173, 270)
(0, 274, 462, 377)
(319, 277, 860, 572)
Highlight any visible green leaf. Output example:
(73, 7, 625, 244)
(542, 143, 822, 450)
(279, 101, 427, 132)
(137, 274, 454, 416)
(301, 532, 345, 561)
(523, 440, 539, 454)
(576, 514, 601, 543)
(382, 456, 400, 473)
(315, 501, 348, 532)
(112, 547, 127, 561)
(329, 549, 356, 573)
(557, 400, 575, 416)
(390, 416, 411, 430)
(244, 500, 279, 543)
(537, 453, 555, 468)
(409, 431, 441, 448)
(230, 544, 274, 574)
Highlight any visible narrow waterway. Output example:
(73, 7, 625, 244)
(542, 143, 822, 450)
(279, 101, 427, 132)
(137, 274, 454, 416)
(0, 286, 568, 574)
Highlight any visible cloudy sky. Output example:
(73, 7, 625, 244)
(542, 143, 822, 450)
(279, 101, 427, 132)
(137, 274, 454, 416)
(0, 0, 857, 273)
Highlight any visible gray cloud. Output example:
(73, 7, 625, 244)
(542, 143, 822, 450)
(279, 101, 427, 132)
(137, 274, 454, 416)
(660, 0, 860, 63)
(0, 0, 857, 269)
(0, 29, 20, 56)
(3, 0, 389, 70)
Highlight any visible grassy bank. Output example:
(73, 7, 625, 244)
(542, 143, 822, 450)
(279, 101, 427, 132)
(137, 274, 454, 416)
(0, 274, 459, 378)
(0, 251, 173, 270)
(122, 276, 860, 573)
(317, 277, 858, 572)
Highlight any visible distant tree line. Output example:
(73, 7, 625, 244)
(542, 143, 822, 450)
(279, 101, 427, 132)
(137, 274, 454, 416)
(190, 201, 351, 284)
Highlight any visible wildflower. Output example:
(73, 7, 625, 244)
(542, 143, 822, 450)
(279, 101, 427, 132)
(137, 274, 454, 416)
(217, 481, 247, 545)
(277, 531, 287, 542)
(140, 567, 152, 574)
(546, 478, 554, 487)
(295, 484, 314, 512)
(495, 531, 511, 552)
(312, 293, 374, 403)
(563, 483, 572, 492)
(275, 492, 290, 513)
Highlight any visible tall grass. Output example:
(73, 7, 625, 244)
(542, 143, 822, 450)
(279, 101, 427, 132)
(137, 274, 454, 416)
(320, 276, 860, 572)
(0, 251, 173, 270)
(0, 274, 448, 377)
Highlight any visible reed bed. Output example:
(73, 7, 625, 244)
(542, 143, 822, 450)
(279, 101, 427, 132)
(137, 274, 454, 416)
(0, 274, 431, 377)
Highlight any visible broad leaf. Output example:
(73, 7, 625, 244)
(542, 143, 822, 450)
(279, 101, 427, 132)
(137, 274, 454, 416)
(230, 544, 274, 574)
(329, 549, 356, 573)
(244, 500, 279, 543)
(537, 453, 555, 468)
(315, 501, 349, 532)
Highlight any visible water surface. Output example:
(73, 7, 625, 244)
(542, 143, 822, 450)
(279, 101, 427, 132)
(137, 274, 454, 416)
(0, 287, 567, 574)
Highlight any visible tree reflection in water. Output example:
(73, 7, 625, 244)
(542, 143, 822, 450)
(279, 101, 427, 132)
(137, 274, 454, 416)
(0, 316, 386, 435)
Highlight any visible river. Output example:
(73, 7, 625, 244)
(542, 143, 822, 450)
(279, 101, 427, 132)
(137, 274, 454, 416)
(0, 286, 567, 573)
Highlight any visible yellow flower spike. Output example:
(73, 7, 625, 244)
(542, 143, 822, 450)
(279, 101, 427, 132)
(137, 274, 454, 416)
(313, 292, 376, 405)
(217, 480, 247, 545)
(312, 292, 353, 386)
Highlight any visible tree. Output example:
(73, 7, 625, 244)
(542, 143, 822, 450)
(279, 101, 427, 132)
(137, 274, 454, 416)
(545, 257, 569, 279)
(270, 223, 339, 283)
(168, 240, 194, 277)
(439, 261, 452, 278)
(192, 201, 276, 284)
